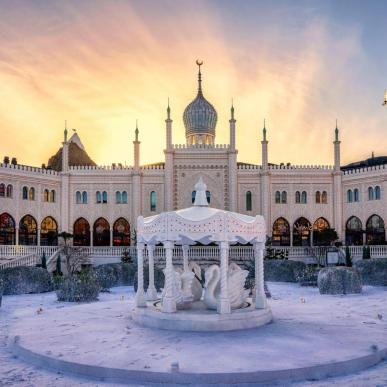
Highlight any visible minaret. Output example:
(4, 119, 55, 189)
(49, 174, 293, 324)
(261, 119, 268, 170)
(166, 98, 172, 150)
(62, 120, 69, 173)
(260, 119, 270, 232)
(334, 119, 341, 172)
(332, 120, 343, 242)
(164, 101, 174, 211)
(228, 101, 237, 211)
(60, 121, 70, 235)
(132, 121, 141, 240)
(133, 120, 140, 169)
(229, 100, 236, 151)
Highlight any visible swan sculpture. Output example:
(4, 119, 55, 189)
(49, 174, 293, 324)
(203, 264, 249, 310)
(188, 262, 203, 301)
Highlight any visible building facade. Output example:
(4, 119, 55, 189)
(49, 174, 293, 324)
(0, 65, 386, 247)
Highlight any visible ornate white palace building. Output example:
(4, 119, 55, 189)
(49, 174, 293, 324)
(0, 64, 386, 248)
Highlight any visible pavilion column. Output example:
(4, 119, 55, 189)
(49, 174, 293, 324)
(90, 229, 93, 247)
(254, 242, 267, 309)
(37, 228, 41, 246)
(218, 241, 231, 314)
(110, 227, 113, 247)
(182, 245, 189, 272)
(146, 244, 157, 301)
(162, 241, 176, 313)
(135, 242, 146, 307)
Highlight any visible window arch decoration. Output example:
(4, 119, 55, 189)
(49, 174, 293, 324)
(301, 191, 307, 204)
(76, 191, 82, 204)
(73, 217, 90, 246)
(40, 216, 58, 246)
(353, 188, 359, 202)
(366, 214, 385, 245)
(50, 190, 55, 203)
(281, 191, 287, 204)
(0, 212, 16, 245)
(22, 186, 28, 200)
(315, 191, 321, 204)
(6, 184, 13, 198)
(28, 187, 35, 201)
(102, 191, 108, 204)
(116, 191, 122, 204)
(150, 191, 157, 212)
(82, 191, 88, 204)
(275, 191, 281, 204)
(246, 191, 252, 211)
(321, 191, 327, 204)
(295, 191, 301, 204)
(113, 217, 130, 246)
(0, 184, 4, 197)
(347, 189, 353, 203)
(44, 189, 49, 202)
(368, 186, 374, 201)
(121, 191, 128, 204)
(272, 217, 290, 246)
(345, 216, 363, 246)
(375, 186, 381, 200)
(96, 191, 102, 204)
(19, 215, 38, 245)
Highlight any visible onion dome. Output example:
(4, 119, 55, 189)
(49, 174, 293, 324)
(183, 61, 217, 144)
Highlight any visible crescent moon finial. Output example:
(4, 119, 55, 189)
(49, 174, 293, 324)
(196, 59, 203, 67)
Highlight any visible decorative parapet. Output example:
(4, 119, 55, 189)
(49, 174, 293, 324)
(269, 165, 333, 171)
(69, 165, 134, 172)
(343, 163, 387, 176)
(141, 165, 165, 170)
(0, 163, 59, 176)
(173, 144, 230, 150)
(237, 164, 262, 170)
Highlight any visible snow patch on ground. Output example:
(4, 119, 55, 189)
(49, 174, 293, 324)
(0, 283, 387, 386)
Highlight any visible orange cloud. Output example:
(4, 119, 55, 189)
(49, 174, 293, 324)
(0, 1, 385, 167)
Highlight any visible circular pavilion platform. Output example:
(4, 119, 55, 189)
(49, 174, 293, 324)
(132, 299, 273, 331)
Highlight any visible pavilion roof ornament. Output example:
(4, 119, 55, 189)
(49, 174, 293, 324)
(193, 177, 208, 207)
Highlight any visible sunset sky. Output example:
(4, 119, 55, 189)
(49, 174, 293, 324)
(0, 0, 386, 167)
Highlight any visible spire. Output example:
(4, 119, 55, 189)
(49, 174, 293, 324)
(230, 99, 235, 120)
(64, 120, 68, 143)
(196, 59, 203, 96)
(135, 119, 139, 142)
(167, 97, 171, 120)
(263, 119, 267, 142)
(335, 119, 339, 142)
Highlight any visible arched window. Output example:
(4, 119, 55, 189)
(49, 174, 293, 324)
(293, 217, 311, 246)
(22, 186, 28, 200)
(19, 215, 37, 245)
(345, 216, 363, 246)
(347, 189, 353, 203)
(375, 186, 381, 200)
(192, 191, 196, 204)
(150, 191, 157, 211)
(50, 190, 55, 203)
(96, 191, 102, 204)
(295, 191, 301, 204)
(44, 189, 49, 202)
(116, 191, 121, 204)
(6, 184, 13, 198)
(0, 184, 4, 197)
(206, 190, 211, 204)
(321, 191, 327, 204)
(354, 189, 359, 202)
(301, 191, 307, 204)
(366, 215, 385, 245)
(82, 191, 88, 204)
(76, 191, 82, 204)
(246, 191, 252, 211)
(0, 213, 16, 245)
(113, 218, 130, 246)
(313, 217, 330, 246)
(275, 191, 281, 204)
(40, 216, 58, 246)
(102, 191, 108, 204)
(73, 218, 90, 246)
(272, 218, 290, 246)
(281, 191, 287, 204)
(93, 217, 110, 246)
(122, 191, 128, 204)
(29, 187, 35, 201)
(315, 191, 321, 204)
(368, 186, 374, 201)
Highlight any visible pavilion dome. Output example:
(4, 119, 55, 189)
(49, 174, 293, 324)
(183, 62, 217, 141)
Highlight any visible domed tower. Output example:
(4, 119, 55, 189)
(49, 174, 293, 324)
(183, 61, 217, 145)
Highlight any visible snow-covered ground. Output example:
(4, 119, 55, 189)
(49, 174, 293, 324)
(1, 283, 387, 386)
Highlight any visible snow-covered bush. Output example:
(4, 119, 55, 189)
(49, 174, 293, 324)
(0, 266, 53, 295)
(354, 258, 387, 286)
(294, 265, 320, 287)
(56, 269, 100, 302)
(264, 260, 306, 282)
(318, 267, 362, 295)
(133, 265, 165, 292)
(95, 262, 137, 290)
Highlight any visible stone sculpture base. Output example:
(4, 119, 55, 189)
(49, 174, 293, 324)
(131, 299, 272, 332)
